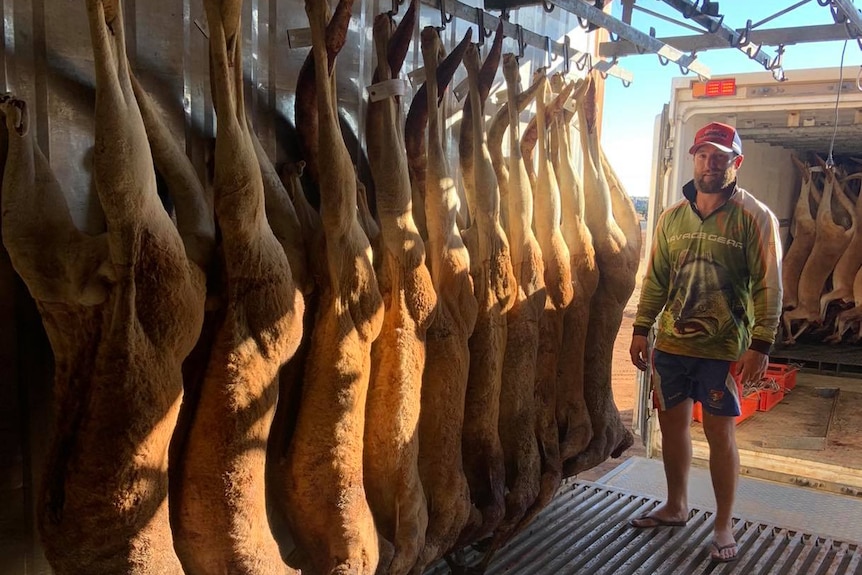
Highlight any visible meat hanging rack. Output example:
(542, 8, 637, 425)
(543, 0, 712, 79)
(417, 0, 636, 85)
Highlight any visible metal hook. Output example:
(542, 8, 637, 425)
(772, 66, 786, 82)
(575, 52, 591, 71)
(516, 24, 525, 59)
(678, 50, 697, 75)
(706, 13, 724, 33)
(389, 0, 403, 17)
(608, 31, 620, 42)
(621, 78, 632, 88)
(831, 2, 844, 24)
(542, 0, 555, 13)
(599, 56, 618, 79)
(768, 44, 785, 70)
(577, 15, 591, 30)
(745, 42, 762, 60)
(657, 52, 669, 66)
(438, 0, 453, 29)
(733, 18, 752, 48)
(563, 35, 571, 74)
(635, 27, 654, 55)
(545, 36, 558, 67)
(816, 0, 830, 5)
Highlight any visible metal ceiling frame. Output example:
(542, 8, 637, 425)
(599, 0, 862, 82)
(406, 0, 862, 86)
(414, 0, 637, 84)
(600, 23, 859, 56)
(656, 0, 786, 80)
(546, 0, 712, 78)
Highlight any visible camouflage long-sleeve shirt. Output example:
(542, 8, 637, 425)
(633, 181, 783, 360)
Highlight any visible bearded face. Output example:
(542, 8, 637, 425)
(693, 146, 739, 194)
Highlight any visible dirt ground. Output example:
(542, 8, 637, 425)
(576, 238, 648, 482)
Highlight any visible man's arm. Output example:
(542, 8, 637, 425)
(630, 212, 671, 370)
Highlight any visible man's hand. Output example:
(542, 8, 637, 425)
(736, 348, 768, 385)
(630, 334, 649, 371)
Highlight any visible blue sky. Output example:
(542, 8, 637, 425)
(601, 1, 862, 197)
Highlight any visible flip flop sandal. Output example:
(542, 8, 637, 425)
(710, 541, 738, 563)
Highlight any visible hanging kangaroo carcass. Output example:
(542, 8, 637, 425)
(781, 155, 821, 311)
(819, 172, 862, 321)
(565, 73, 639, 476)
(254, 141, 317, 565)
(0, 0, 207, 572)
(363, 9, 437, 575)
(456, 38, 518, 549)
(410, 27, 479, 575)
(474, 54, 546, 572)
(282, 0, 388, 572)
(827, 263, 862, 343)
(783, 158, 856, 343)
(544, 79, 597, 465)
(549, 81, 597, 465)
(509, 78, 578, 535)
(169, 1, 304, 574)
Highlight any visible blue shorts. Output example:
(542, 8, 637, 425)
(651, 349, 741, 417)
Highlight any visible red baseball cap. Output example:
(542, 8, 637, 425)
(689, 122, 743, 155)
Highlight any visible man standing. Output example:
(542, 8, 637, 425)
(628, 122, 783, 563)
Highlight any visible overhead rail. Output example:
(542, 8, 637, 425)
(600, 23, 858, 57)
(658, 0, 786, 80)
(417, 0, 634, 84)
(545, 0, 712, 79)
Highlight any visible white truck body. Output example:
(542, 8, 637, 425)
(637, 66, 862, 496)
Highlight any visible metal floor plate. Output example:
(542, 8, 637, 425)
(424, 472, 862, 574)
(600, 456, 862, 544)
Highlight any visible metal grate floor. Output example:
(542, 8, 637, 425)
(600, 456, 862, 544)
(425, 478, 862, 574)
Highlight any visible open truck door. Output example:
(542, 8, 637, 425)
(632, 104, 670, 452)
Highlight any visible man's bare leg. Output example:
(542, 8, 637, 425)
(630, 400, 692, 527)
(703, 412, 739, 561)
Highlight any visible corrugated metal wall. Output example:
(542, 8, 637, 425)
(0, 0, 595, 572)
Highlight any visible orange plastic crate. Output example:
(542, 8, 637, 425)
(737, 394, 759, 423)
(757, 387, 785, 411)
(692, 401, 703, 422)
